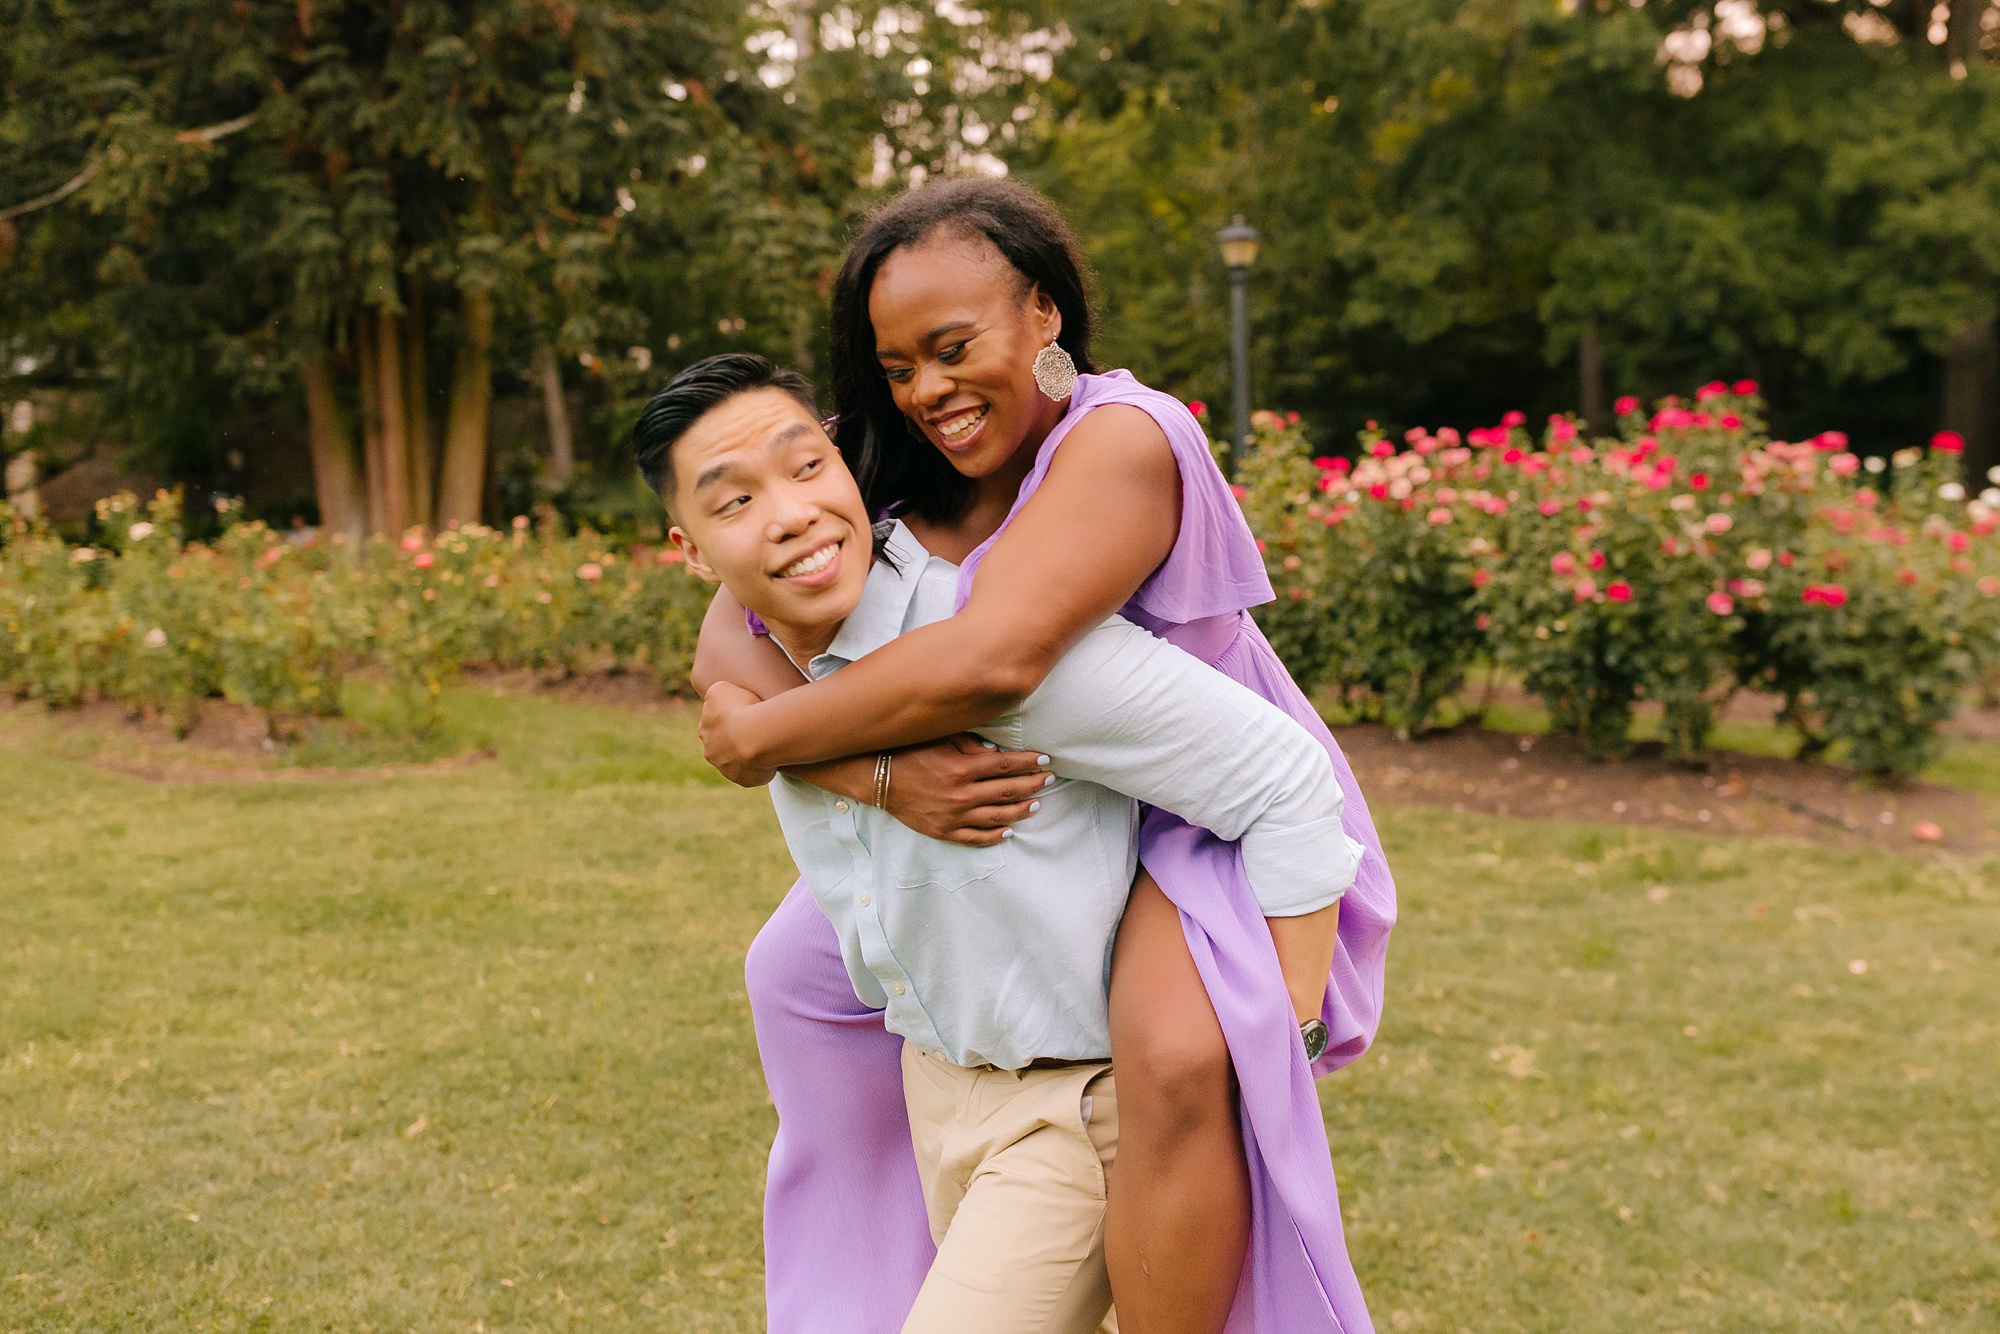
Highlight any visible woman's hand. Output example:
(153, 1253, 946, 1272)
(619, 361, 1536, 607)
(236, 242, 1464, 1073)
(701, 681, 780, 787)
(884, 735, 1054, 846)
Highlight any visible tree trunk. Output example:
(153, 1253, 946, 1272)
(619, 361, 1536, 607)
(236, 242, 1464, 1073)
(357, 313, 387, 537)
(404, 280, 434, 530)
(302, 347, 364, 543)
(533, 341, 574, 486)
(1944, 0, 1985, 78)
(1944, 314, 1999, 486)
(376, 305, 411, 535)
(1579, 317, 1608, 436)
(437, 289, 494, 527)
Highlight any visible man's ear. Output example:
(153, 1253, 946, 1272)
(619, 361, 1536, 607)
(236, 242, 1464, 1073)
(669, 525, 722, 584)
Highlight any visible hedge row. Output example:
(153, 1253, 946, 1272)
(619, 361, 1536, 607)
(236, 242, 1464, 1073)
(1231, 384, 2000, 776)
(0, 492, 711, 737)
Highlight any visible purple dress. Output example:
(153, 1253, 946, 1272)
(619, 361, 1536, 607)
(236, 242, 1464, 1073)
(745, 370, 1396, 1332)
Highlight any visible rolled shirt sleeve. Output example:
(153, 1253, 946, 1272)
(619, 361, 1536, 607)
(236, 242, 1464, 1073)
(1000, 617, 1360, 917)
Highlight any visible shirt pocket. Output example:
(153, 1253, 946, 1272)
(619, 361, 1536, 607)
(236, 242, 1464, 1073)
(873, 835, 1007, 892)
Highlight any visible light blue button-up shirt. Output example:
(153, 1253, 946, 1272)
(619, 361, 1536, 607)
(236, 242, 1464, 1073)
(767, 522, 1360, 1070)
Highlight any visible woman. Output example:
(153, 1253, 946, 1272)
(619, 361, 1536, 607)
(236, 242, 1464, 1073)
(693, 178, 1395, 1333)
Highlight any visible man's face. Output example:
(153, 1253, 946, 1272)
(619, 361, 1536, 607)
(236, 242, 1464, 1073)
(668, 388, 875, 650)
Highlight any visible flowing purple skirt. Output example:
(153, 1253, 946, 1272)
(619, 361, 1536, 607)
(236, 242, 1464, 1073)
(746, 613, 1396, 1333)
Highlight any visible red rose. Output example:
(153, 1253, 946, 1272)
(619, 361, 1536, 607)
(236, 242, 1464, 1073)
(1606, 581, 1632, 602)
(1932, 430, 1965, 453)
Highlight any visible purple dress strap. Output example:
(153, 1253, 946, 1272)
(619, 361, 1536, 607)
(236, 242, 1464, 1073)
(956, 369, 1394, 1333)
(955, 370, 1274, 620)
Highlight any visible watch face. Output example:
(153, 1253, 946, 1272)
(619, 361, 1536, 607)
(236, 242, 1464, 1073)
(1301, 1018, 1330, 1062)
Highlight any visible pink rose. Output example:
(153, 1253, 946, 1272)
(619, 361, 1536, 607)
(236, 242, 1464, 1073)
(1738, 578, 1765, 598)
(1614, 395, 1640, 416)
(1550, 552, 1577, 576)
(400, 534, 424, 553)
(1706, 592, 1733, 616)
(1705, 513, 1734, 534)
(1476, 612, 1492, 630)
(1978, 575, 2000, 596)
(413, 551, 435, 569)
(1501, 410, 1526, 428)
(1370, 440, 1396, 459)
(1733, 379, 1758, 396)
(1283, 555, 1302, 570)
(1427, 507, 1453, 525)
(1949, 531, 1970, 553)
(1813, 431, 1847, 452)
(1690, 472, 1710, 490)
(577, 562, 603, 581)
(1720, 413, 1743, 430)
(1586, 550, 1606, 571)
(1697, 381, 1728, 401)
(1829, 453, 1860, 477)
(1932, 430, 1965, 453)
(1574, 577, 1598, 602)
(1606, 581, 1632, 603)
(1472, 568, 1491, 588)
(1187, 400, 1206, 417)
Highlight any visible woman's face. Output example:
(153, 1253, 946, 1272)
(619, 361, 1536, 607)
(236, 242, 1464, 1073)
(869, 229, 1062, 482)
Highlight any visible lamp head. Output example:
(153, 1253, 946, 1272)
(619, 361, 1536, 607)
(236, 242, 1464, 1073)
(1216, 214, 1262, 271)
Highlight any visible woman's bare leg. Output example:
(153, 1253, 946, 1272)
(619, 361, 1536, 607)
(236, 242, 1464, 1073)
(1103, 869, 1248, 1334)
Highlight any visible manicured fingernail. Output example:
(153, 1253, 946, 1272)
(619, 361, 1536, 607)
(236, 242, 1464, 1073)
(1029, 801, 1041, 813)
(1036, 754, 1051, 766)
(1042, 774, 1056, 787)
(1001, 828, 1015, 839)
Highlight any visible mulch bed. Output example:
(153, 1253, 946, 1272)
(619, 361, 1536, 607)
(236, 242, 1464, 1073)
(4, 671, 1993, 854)
(1332, 722, 1994, 856)
(0, 696, 494, 784)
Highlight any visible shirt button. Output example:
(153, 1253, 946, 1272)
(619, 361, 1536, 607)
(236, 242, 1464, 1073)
(834, 799, 850, 814)
(892, 984, 906, 996)
(858, 893, 871, 906)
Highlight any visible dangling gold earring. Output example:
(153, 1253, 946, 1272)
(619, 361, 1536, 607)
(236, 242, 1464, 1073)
(1032, 337, 1077, 401)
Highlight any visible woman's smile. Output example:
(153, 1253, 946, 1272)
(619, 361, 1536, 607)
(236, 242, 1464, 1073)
(932, 404, 990, 450)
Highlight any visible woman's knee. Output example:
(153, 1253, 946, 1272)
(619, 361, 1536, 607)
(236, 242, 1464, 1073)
(1117, 1014, 1234, 1132)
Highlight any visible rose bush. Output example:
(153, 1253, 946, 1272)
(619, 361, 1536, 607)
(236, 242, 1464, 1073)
(0, 493, 712, 739)
(1229, 384, 2000, 775)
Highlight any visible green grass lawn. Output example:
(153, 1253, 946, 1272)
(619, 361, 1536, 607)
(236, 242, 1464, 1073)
(3, 692, 1997, 1332)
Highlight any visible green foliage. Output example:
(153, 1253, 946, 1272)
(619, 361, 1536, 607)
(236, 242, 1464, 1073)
(1233, 386, 2000, 773)
(0, 492, 714, 738)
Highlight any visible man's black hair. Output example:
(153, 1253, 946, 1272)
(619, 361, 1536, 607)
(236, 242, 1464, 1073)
(631, 353, 819, 515)
(828, 177, 1097, 527)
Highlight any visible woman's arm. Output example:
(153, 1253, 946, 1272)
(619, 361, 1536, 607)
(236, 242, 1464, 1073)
(700, 405, 1181, 784)
(693, 589, 1054, 843)
(691, 584, 807, 700)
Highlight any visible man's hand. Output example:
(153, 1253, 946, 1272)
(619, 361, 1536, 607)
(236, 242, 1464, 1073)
(700, 681, 777, 787)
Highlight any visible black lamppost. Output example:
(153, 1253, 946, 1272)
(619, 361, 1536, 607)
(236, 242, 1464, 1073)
(1216, 214, 1263, 474)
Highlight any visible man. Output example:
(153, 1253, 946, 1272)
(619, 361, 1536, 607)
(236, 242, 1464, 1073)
(635, 353, 1359, 1334)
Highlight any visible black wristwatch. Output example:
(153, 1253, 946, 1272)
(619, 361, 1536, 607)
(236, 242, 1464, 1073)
(1300, 1018, 1330, 1062)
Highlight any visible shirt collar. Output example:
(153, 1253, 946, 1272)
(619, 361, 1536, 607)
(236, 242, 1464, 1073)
(812, 520, 932, 676)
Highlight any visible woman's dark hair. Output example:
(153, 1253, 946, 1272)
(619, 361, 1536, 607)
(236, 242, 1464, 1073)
(829, 177, 1097, 525)
(631, 352, 817, 514)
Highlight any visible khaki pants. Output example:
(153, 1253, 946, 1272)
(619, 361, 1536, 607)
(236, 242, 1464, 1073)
(899, 1043, 1120, 1334)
